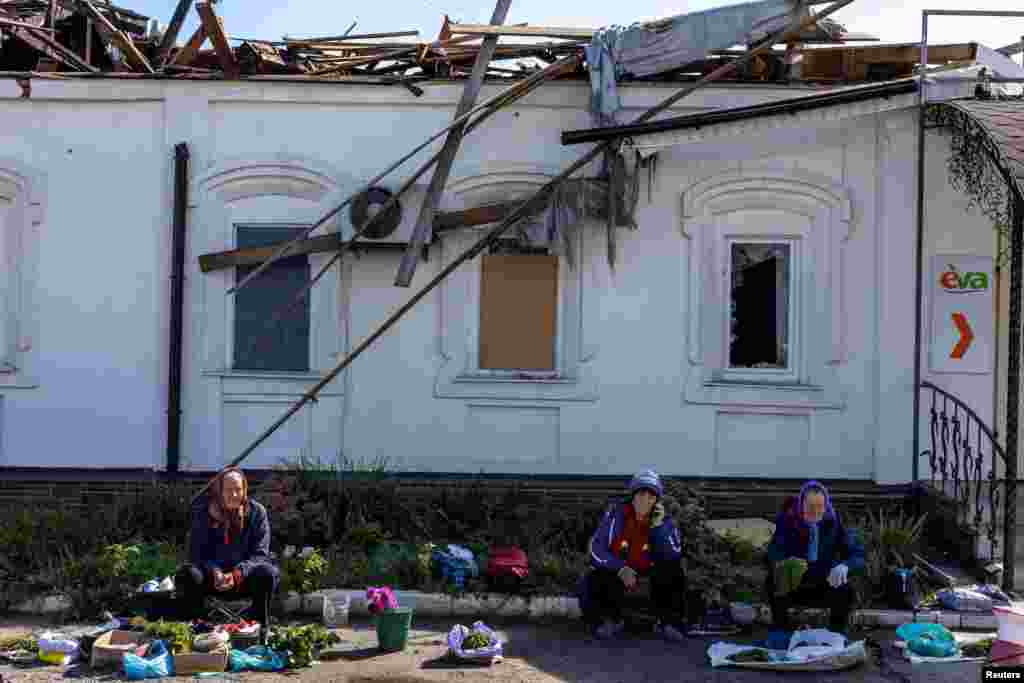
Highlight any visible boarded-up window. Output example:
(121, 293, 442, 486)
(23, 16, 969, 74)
(479, 253, 558, 371)
(233, 226, 311, 372)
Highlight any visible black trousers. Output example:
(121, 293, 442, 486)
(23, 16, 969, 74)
(583, 561, 688, 628)
(767, 571, 853, 633)
(175, 562, 279, 625)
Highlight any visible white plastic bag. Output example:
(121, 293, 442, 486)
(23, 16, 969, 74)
(788, 628, 847, 652)
(707, 643, 780, 667)
(447, 621, 503, 662)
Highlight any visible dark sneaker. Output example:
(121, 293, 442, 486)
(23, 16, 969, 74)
(593, 620, 625, 640)
(655, 622, 686, 643)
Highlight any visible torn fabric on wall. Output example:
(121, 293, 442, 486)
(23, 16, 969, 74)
(509, 145, 655, 271)
(585, 0, 808, 126)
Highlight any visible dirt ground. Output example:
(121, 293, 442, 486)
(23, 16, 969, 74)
(0, 614, 992, 683)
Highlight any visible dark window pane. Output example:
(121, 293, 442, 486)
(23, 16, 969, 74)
(729, 243, 790, 370)
(233, 226, 311, 372)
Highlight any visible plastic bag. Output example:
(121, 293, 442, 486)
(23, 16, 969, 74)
(228, 645, 286, 672)
(123, 639, 173, 679)
(968, 583, 1012, 605)
(788, 629, 847, 651)
(37, 631, 80, 666)
(433, 548, 479, 589)
(896, 623, 959, 658)
(937, 588, 993, 612)
(447, 621, 503, 662)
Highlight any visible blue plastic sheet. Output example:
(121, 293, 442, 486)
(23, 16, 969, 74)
(228, 646, 286, 672)
(123, 639, 173, 679)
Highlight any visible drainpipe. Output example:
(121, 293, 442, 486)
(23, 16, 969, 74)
(911, 14, 929, 492)
(995, 221, 1004, 447)
(166, 142, 189, 473)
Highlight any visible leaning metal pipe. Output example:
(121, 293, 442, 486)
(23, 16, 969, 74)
(192, 0, 858, 503)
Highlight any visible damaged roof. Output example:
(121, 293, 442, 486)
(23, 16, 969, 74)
(0, 0, 988, 91)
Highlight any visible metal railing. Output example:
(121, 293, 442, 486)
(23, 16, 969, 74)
(918, 381, 1009, 575)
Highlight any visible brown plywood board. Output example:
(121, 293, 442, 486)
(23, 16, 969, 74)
(479, 254, 557, 371)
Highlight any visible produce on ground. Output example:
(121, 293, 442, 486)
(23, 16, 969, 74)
(463, 632, 490, 650)
(729, 649, 771, 662)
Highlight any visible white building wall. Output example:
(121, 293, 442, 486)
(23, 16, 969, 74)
(0, 77, 995, 483)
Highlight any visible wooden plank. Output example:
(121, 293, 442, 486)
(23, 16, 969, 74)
(238, 40, 288, 74)
(157, 0, 193, 65)
(448, 23, 594, 40)
(479, 254, 558, 370)
(199, 202, 521, 272)
(195, 1, 238, 78)
(170, 23, 207, 66)
(394, 0, 513, 288)
(77, 0, 153, 73)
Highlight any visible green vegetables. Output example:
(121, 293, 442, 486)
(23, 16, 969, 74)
(267, 624, 340, 668)
(774, 558, 808, 596)
(462, 633, 490, 650)
(142, 620, 192, 654)
(960, 638, 994, 658)
(0, 635, 36, 652)
(98, 543, 178, 583)
(729, 649, 771, 662)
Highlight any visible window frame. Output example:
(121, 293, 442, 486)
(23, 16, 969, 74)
(230, 223, 314, 374)
(720, 237, 801, 385)
(681, 168, 852, 410)
(0, 161, 43, 390)
(434, 169, 597, 403)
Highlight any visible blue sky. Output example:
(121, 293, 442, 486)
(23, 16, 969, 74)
(129, 0, 1024, 52)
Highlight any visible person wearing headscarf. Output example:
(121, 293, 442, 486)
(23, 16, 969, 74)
(576, 470, 686, 642)
(175, 468, 279, 631)
(765, 480, 865, 635)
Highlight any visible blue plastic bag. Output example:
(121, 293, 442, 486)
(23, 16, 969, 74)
(432, 549, 478, 589)
(228, 645, 286, 672)
(123, 639, 173, 679)
(896, 623, 959, 658)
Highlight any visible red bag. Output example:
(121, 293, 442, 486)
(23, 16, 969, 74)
(486, 546, 528, 579)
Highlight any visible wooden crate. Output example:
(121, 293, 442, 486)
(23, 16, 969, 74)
(90, 630, 148, 668)
(173, 649, 228, 675)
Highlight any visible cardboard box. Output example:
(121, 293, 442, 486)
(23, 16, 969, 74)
(90, 630, 148, 668)
(173, 649, 228, 675)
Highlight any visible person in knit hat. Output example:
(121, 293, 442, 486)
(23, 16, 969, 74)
(577, 470, 687, 641)
(765, 480, 865, 635)
(175, 468, 279, 639)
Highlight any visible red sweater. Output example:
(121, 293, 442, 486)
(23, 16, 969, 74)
(609, 503, 652, 574)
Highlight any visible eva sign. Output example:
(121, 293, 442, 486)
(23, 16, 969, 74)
(929, 255, 993, 374)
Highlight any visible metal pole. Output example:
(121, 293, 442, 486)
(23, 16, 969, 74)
(912, 10, 929, 488)
(1004, 194, 1023, 593)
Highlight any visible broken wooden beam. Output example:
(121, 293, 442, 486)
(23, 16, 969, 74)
(0, 7, 96, 71)
(237, 40, 288, 74)
(395, 0, 512, 288)
(157, 0, 193, 64)
(198, 200, 522, 272)
(170, 23, 207, 66)
(448, 23, 595, 40)
(195, 1, 238, 78)
(77, 0, 154, 73)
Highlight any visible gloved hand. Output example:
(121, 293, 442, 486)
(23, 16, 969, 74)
(618, 565, 638, 590)
(649, 502, 666, 528)
(828, 563, 849, 588)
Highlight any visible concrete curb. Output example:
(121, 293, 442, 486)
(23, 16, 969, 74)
(14, 590, 1001, 631)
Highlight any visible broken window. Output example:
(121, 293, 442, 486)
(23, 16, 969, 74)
(478, 241, 558, 372)
(728, 241, 791, 371)
(233, 225, 311, 372)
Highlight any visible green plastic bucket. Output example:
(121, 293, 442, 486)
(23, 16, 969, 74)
(375, 608, 413, 652)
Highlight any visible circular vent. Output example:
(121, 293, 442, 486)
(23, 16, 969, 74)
(351, 186, 403, 240)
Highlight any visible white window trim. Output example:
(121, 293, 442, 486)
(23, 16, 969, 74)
(192, 157, 354, 383)
(0, 159, 44, 391)
(681, 167, 852, 410)
(435, 169, 597, 402)
(720, 237, 801, 385)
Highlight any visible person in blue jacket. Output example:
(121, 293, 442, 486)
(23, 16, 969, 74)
(765, 480, 865, 635)
(577, 470, 686, 641)
(175, 468, 279, 633)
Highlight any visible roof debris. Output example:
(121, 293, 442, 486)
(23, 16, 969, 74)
(0, 0, 976, 88)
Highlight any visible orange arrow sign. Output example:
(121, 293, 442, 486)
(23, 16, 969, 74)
(951, 312, 974, 359)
